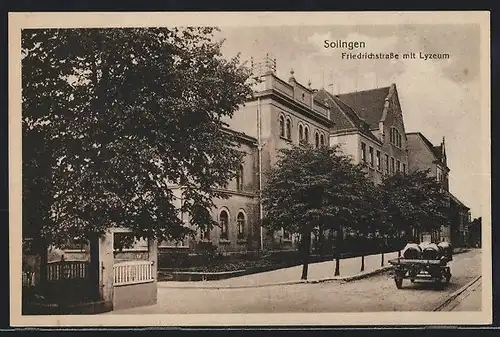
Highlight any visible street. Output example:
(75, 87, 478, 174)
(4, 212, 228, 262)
(109, 249, 482, 314)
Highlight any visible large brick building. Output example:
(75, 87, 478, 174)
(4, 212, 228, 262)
(161, 60, 335, 254)
(158, 59, 470, 254)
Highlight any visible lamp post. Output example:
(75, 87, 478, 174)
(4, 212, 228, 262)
(257, 97, 264, 252)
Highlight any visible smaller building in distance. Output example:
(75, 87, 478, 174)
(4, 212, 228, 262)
(406, 132, 470, 246)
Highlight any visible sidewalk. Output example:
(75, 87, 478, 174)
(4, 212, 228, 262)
(159, 251, 400, 288)
(450, 279, 482, 311)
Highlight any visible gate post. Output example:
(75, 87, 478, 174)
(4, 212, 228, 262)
(148, 238, 158, 303)
(98, 230, 115, 309)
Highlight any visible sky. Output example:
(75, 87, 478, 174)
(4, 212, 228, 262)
(216, 24, 484, 219)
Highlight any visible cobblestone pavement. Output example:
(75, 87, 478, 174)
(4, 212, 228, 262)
(109, 249, 481, 314)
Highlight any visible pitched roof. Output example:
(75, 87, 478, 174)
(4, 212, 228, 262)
(446, 191, 469, 210)
(314, 90, 355, 131)
(336, 86, 391, 129)
(407, 132, 443, 162)
(316, 89, 382, 144)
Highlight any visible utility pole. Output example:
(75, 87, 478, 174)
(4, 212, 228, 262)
(257, 97, 264, 252)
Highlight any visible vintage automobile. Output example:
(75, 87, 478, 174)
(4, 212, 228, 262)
(388, 241, 453, 289)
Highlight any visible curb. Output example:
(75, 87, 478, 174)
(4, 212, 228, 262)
(432, 275, 482, 311)
(306, 265, 394, 284)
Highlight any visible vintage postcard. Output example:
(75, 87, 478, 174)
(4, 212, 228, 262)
(9, 11, 491, 326)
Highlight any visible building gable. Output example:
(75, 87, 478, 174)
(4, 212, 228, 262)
(407, 132, 448, 170)
(336, 86, 391, 129)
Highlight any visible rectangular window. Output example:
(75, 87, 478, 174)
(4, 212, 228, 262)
(369, 146, 374, 167)
(390, 127, 402, 148)
(236, 164, 244, 191)
(391, 157, 395, 174)
(385, 154, 389, 173)
(397, 160, 401, 172)
(376, 150, 381, 171)
(403, 163, 406, 174)
(361, 142, 367, 162)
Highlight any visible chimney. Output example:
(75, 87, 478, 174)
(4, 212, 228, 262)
(288, 68, 296, 84)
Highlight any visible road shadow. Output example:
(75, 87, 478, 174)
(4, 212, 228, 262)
(394, 279, 452, 291)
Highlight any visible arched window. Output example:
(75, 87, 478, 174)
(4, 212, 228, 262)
(219, 210, 229, 240)
(304, 126, 309, 143)
(236, 164, 244, 191)
(298, 124, 304, 142)
(237, 211, 246, 239)
(279, 115, 285, 138)
(285, 117, 292, 140)
(315, 131, 320, 148)
(320, 133, 325, 146)
(390, 127, 402, 148)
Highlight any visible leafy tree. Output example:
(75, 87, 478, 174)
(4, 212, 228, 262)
(262, 144, 373, 279)
(320, 152, 380, 276)
(380, 169, 450, 244)
(22, 28, 253, 273)
(351, 177, 386, 272)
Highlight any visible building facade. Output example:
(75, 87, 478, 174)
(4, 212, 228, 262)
(406, 132, 470, 246)
(316, 84, 409, 186)
(161, 63, 335, 254)
(159, 60, 468, 254)
(160, 130, 261, 254)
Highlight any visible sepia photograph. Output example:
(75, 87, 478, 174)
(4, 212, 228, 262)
(9, 11, 491, 326)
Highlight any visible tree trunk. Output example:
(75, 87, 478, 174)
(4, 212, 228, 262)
(381, 252, 385, 267)
(300, 230, 311, 280)
(334, 257, 340, 276)
(398, 250, 401, 258)
(360, 255, 365, 272)
(334, 226, 343, 276)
